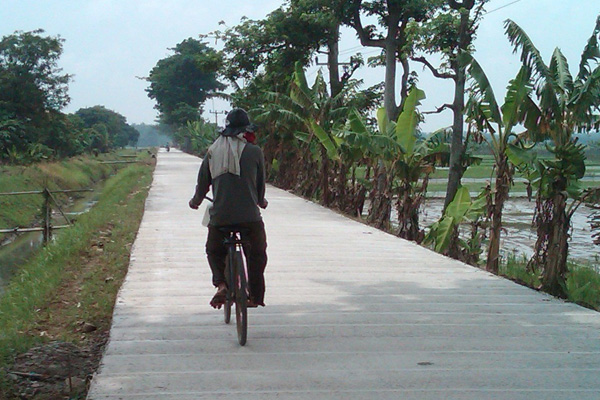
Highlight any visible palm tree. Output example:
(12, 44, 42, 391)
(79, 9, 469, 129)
(504, 17, 600, 296)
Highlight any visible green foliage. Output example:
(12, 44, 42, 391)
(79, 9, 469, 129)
(145, 38, 225, 126)
(395, 87, 425, 154)
(528, 142, 588, 199)
(499, 254, 541, 287)
(566, 263, 600, 310)
(75, 106, 139, 151)
(0, 29, 70, 115)
(0, 30, 76, 163)
(504, 17, 600, 296)
(500, 256, 600, 311)
(217, 1, 337, 84)
(174, 119, 218, 156)
(344, 89, 448, 237)
(0, 31, 137, 164)
(352, 0, 446, 119)
(424, 186, 486, 253)
(310, 119, 339, 160)
(503, 17, 600, 201)
(266, 62, 348, 162)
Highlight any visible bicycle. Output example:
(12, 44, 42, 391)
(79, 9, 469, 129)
(221, 226, 249, 346)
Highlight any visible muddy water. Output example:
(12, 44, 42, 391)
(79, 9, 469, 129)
(420, 198, 598, 263)
(0, 187, 101, 295)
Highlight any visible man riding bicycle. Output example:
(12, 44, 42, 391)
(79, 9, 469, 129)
(189, 108, 268, 309)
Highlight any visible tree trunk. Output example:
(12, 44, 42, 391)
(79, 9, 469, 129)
(384, 12, 401, 121)
(398, 55, 410, 112)
(444, 8, 472, 211)
(397, 182, 421, 241)
(368, 164, 391, 231)
(327, 25, 343, 98)
(321, 147, 330, 206)
(486, 155, 511, 274)
(541, 192, 569, 298)
(355, 165, 370, 217)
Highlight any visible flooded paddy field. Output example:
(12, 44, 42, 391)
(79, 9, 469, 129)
(420, 197, 599, 265)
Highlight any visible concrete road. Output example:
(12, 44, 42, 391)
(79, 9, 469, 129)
(87, 149, 600, 400)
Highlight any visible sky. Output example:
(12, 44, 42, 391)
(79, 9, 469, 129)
(2, 0, 599, 132)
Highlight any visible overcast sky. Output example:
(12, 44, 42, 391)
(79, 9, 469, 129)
(2, 0, 599, 131)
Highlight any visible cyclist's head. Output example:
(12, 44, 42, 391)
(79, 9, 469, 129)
(222, 108, 250, 136)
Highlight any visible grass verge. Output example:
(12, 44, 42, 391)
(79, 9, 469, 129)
(0, 156, 155, 399)
(499, 255, 600, 311)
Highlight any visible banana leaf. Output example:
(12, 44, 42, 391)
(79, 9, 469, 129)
(396, 87, 425, 154)
(376, 108, 389, 137)
(310, 119, 339, 160)
(445, 186, 472, 220)
(433, 216, 455, 253)
(506, 143, 535, 167)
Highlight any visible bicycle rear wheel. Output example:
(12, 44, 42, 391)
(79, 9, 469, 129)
(223, 253, 233, 324)
(233, 250, 248, 346)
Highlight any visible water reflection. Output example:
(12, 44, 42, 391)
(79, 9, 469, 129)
(0, 232, 43, 295)
(0, 189, 101, 294)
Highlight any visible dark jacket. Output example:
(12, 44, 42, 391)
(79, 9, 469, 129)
(191, 143, 266, 226)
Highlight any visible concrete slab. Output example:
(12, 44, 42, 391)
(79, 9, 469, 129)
(87, 149, 600, 399)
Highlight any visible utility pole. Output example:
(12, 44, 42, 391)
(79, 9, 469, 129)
(315, 56, 352, 68)
(209, 110, 227, 127)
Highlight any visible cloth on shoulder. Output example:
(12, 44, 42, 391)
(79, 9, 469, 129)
(207, 133, 247, 179)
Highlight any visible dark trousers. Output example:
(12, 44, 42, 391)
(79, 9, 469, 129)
(206, 220, 268, 304)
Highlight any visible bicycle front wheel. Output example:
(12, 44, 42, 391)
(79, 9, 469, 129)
(234, 250, 248, 346)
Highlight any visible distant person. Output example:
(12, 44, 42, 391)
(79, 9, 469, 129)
(189, 108, 268, 308)
(166, 143, 170, 152)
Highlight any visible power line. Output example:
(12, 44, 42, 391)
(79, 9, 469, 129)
(339, 45, 364, 56)
(483, 0, 524, 15)
(335, 0, 525, 56)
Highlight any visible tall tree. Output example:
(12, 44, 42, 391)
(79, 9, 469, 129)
(412, 0, 488, 209)
(218, 5, 324, 92)
(217, 2, 361, 202)
(290, 0, 362, 97)
(146, 38, 225, 126)
(0, 30, 70, 117)
(350, 0, 441, 121)
(0, 29, 72, 161)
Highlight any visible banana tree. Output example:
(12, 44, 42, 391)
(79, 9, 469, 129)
(258, 61, 348, 205)
(393, 88, 451, 241)
(346, 87, 448, 238)
(343, 106, 396, 230)
(465, 55, 533, 273)
(177, 119, 217, 156)
(504, 17, 600, 296)
(423, 185, 487, 262)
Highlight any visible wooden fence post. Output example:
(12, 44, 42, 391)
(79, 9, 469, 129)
(42, 188, 52, 245)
